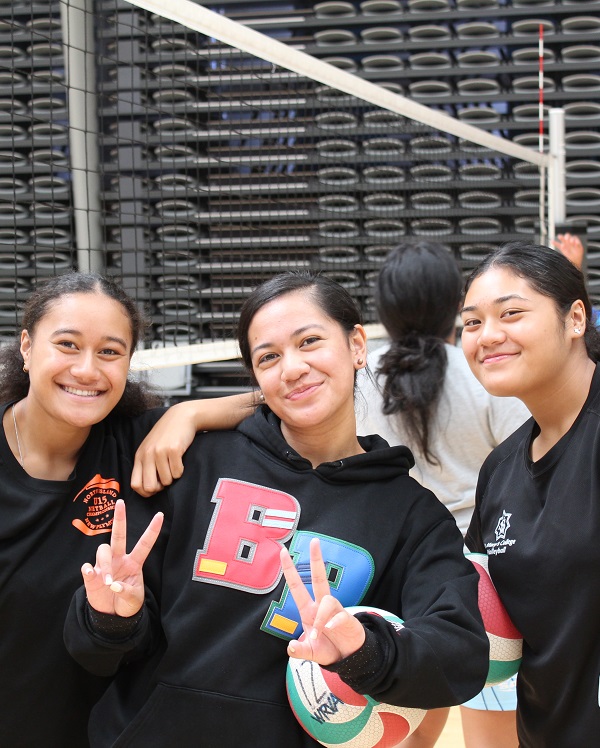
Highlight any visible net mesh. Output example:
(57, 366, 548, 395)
(0, 4, 76, 338)
(2, 0, 571, 383)
(95, 0, 548, 357)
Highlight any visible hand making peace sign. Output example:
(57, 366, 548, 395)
(280, 537, 366, 666)
(81, 499, 163, 618)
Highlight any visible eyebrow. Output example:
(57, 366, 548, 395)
(250, 323, 326, 357)
(52, 328, 129, 349)
(460, 294, 530, 315)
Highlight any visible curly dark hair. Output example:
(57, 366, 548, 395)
(0, 272, 161, 416)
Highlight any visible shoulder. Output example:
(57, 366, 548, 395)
(478, 419, 530, 485)
(564, 367, 600, 450)
(185, 426, 252, 461)
(586, 363, 600, 416)
(98, 407, 167, 448)
(397, 475, 465, 544)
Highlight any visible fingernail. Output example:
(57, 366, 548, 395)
(105, 574, 113, 586)
(289, 644, 296, 653)
(84, 566, 94, 576)
(110, 582, 123, 593)
(310, 628, 318, 640)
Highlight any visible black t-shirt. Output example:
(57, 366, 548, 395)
(466, 365, 600, 748)
(0, 404, 164, 748)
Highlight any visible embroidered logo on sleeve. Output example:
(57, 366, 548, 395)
(71, 474, 120, 536)
(495, 510, 512, 541)
(485, 510, 516, 555)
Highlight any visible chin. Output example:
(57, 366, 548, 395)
(489, 389, 515, 399)
(481, 378, 519, 399)
(65, 401, 115, 426)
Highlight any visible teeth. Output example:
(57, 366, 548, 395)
(63, 386, 100, 397)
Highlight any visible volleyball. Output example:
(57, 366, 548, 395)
(465, 552, 523, 686)
(286, 606, 426, 747)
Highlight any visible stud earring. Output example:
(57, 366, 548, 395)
(574, 327, 581, 335)
(357, 358, 364, 366)
(22, 365, 28, 373)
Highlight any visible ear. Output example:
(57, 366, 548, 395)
(569, 300, 587, 338)
(349, 324, 368, 367)
(20, 330, 32, 369)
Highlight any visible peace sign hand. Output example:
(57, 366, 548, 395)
(281, 538, 366, 666)
(81, 499, 163, 618)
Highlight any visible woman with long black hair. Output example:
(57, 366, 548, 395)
(357, 240, 529, 748)
(461, 242, 600, 748)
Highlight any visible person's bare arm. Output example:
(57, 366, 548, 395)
(131, 392, 258, 496)
(553, 232, 584, 270)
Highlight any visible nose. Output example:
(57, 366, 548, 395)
(477, 318, 506, 346)
(70, 351, 100, 381)
(280, 350, 310, 382)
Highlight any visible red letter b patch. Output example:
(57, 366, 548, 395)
(193, 478, 300, 593)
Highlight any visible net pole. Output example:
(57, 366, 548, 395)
(59, 0, 105, 272)
(538, 23, 547, 244)
(538, 24, 544, 156)
(548, 108, 566, 246)
(539, 165, 547, 246)
(124, 0, 548, 167)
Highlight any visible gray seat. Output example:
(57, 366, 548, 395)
(314, 1, 357, 17)
(410, 192, 453, 209)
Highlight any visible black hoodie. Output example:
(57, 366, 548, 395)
(66, 407, 488, 748)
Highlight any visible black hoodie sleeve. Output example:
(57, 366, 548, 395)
(328, 515, 489, 709)
(64, 586, 158, 677)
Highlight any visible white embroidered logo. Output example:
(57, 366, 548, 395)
(486, 510, 516, 556)
(495, 510, 512, 541)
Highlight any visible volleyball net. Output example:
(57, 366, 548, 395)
(113, 0, 557, 373)
(4, 0, 569, 380)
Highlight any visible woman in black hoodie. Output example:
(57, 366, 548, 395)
(66, 271, 488, 748)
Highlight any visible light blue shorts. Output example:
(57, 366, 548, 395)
(462, 675, 517, 711)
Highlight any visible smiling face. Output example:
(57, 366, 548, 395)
(20, 291, 133, 431)
(460, 266, 586, 403)
(247, 289, 366, 440)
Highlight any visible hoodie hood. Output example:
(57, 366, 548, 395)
(237, 405, 414, 483)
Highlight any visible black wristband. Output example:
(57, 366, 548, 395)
(85, 601, 144, 640)
(323, 627, 384, 690)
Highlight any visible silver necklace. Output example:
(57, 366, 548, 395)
(11, 403, 24, 467)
